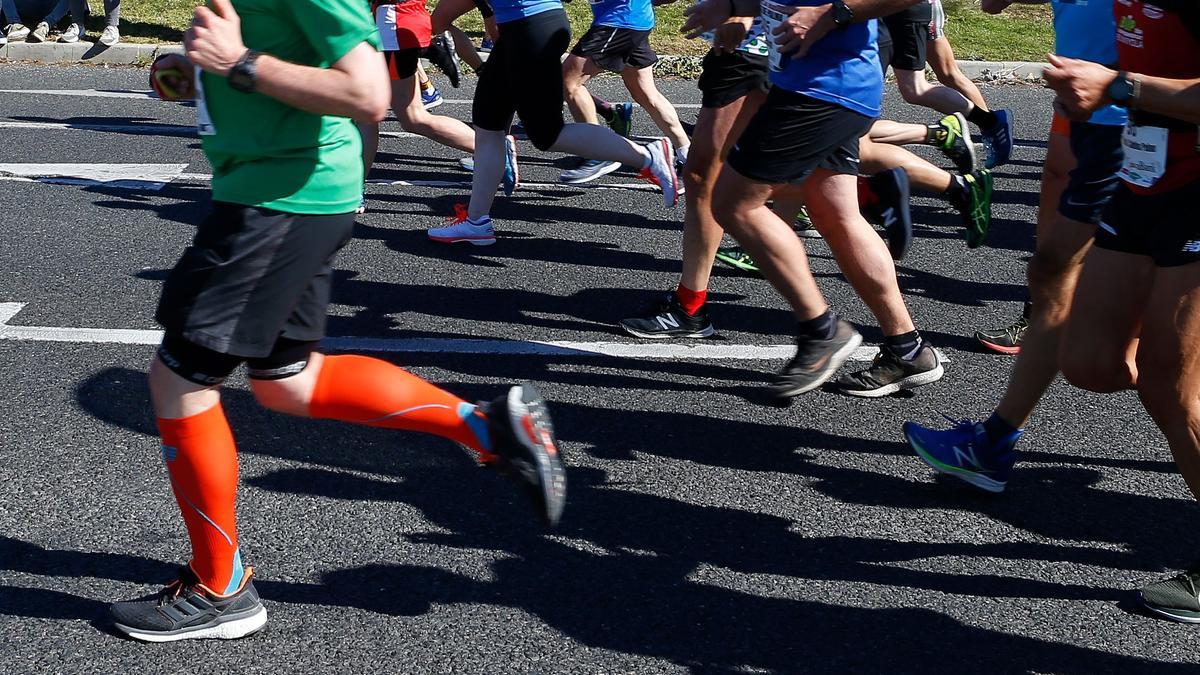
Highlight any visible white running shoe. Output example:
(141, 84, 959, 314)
(6, 23, 30, 41)
(639, 138, 679, 208)
(429, 205, 496, 246)
(100, 25, 119, 46)
(58, 23, 82, 43)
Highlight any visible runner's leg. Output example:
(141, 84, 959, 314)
(926, 34, 990, 113)
(395, 71, 475, 152)
(621, 64, 690, 155)
(563, 53, 601, 124)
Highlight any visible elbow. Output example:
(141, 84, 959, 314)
(351, 81, 390, 122)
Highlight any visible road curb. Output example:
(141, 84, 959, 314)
(0, 41, 1049, 80)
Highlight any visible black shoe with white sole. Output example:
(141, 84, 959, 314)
(620, 294, 715, 339)
(1140, 565, 1200, 623)
(484, 383, 567, 527)
(836, 344, 944, 397)
(110, 566, 267, 642)
(768, 320, 862, 399)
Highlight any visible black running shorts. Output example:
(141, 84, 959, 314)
(386, 48, 422, 80)
(697, 48, 769, 109)
(727, 88, 874, 185)
(473, 9, 570, 150)
(1058, 121, 1124, 225)
(155, 203, 356, 357)
(882, 2, 932, 71)
(570, 24, 657, 72)
(1095, 178, 1200, 267)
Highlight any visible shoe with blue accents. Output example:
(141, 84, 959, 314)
(429, 204, 496, 245)
(422, 86, 444, 110)
(110, 565, 267, 642)
(903, 416, 1021, 493)
(502, 134, 519, 196)
(607, 102, 634, 138)
(981, 108, 1013, 168)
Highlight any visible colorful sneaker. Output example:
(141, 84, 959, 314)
(110, 566, 268, 642)
(768, 320, 863, 399)
(638, 138, 679, 207)
(607, 102, 634, 138)
(981, 108, 1013, 168)
(619, 293, 715, 339)
(836, 344, 943, 397)
(1140, 565, 1200, 624)
(959, 169, 993, 249)
(714, 246, 759, 274)
(422, 86, 444, 110)
(975, 302, 1030, 355)
(480, 37, 494, 52)
(429, 204, 496, 246)
(559, 158, 621, 184)
(933, 112, 977, 174)
(483, 383, 567, 526)
(793, 204, 813, 230)
(502, 134, 519, 196)
(903, 417, 1021, 493)
(426, 31, 461, 87)
(861, 168, 914, 260)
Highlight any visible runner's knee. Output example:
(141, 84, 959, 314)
(246, 338, 320, 412)
(1061, 347, 1134, 393)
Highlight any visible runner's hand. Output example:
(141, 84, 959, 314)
(683, 0, 733, 39)
(713, 17, 752, 54)
(1043, 53, 1117, 121)
(150, 53, 195, 101)
(774, 4, 835, 60)
(185, 0, 248, 77)
(980, 0, 1014, 14)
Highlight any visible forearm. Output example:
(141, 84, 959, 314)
(254, 53, 387, 122)
(731, 0, 922, 20)
(1133, 75, 1200, 124)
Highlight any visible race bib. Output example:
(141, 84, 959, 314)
(1119, 124, 1167, 188)
(195, 65, 216, 137)
(761, 0, 790, 72)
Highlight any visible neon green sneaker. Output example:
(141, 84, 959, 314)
(714, 246, 759, 274)
(933, 112, 978, 174)
(962, 169, 993, 249)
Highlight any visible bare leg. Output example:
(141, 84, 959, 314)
(449, 25, 484, 71)
(926, 36, 990, 113)
(869, 119, 931, 147)
(859, 135, 953, 194)
(621, 65, 690, 150)
(563, 54, 600, 124)
(394, 75, 474, 152)
(893, 68, 972, 116)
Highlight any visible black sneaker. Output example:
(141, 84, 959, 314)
(110, 566, 267, 642)
(619, 293, 715, 339)
(425, 31, 461, 88)
(861, 168, 914, 260)
(1140, 565, 1200, 623)
(484, 383, 567, 526)
(768, 320, 863, 399)
(975, 302, 1030, 355)
(836, 344, 944, 397)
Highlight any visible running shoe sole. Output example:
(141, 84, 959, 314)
(977, 339, 1021, 355)
(839, 361, 944, 398)
(115, 605, 268, 643)
(559, 161, 621, 185)
(771, 332, 864, 399)
(714, 250, 760, 274)
(429, 235, 495, 246)
(620, 323, 715, 340)
(1140, 597, 1200, 624)
(505, 383, 567, 527)
(905, 426, 1007, 493)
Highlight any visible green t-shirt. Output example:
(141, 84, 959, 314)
(197, 0, 380, 214)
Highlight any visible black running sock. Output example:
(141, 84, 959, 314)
(885, 330, 923, 361)
(943, 174, 970, 210)
(966, 106, 999, 132)
(797, 309, 838, 341)
(925, 123, 947, 147)
(982, 412, 1020, 444)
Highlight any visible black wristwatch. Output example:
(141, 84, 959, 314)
(1106, 70, 1135, 109)
(228, 49, 261, 94)
(830, 0, 854, 29)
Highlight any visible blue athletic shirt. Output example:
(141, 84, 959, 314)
(762, 0, 881, 118)
(1052, 0, 1126, 126)
(589, 0, 654, 30)
(491, 0, 562, 24)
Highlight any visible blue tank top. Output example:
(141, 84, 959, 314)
(762, 1, 882, 118)
(1052, 0, 1126, 125)
(491, 0, 562, 24)
(589, 0, 654, 31)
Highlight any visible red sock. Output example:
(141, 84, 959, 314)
(858, 176, 877, 206)
(675, 284, 708, 316)
(309, 355, 494, 461)
(158, 403, 244, 594)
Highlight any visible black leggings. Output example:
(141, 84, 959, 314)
(472, 9, 570, 150)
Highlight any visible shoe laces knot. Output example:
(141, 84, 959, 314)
(447, 203, 469, 224)
(638, 167, 661, 187)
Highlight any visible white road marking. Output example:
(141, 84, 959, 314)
(0, 303, 928, 363)
(0, 120, 426, 139)
(0, 163, 188, 190)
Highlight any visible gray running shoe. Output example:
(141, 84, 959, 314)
(559, 158, 621, 184)
(110, 566, 268, 642)
(836, 344, 944, 397)
(1141, 566, 1200, 623)
(28, 21, 50, 43)
(58, 23, 82, 43)
(483, 383, 567, 526)
(768, 320, 863, 399)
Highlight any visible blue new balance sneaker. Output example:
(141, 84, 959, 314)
(982, 108, 1013, 168)
(422, 86, 444, 110)
(903, 417, 1021, 493)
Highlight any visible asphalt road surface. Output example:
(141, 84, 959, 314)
(1, 63, 1196, 673)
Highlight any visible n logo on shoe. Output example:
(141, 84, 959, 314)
(656, 313, 680, 330)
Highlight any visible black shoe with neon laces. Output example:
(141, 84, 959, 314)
(483, 383, 567, 527)
(110, 566, 267, 642)
(836, 344, 944, 398)
(620, 293, 715, 339)
(975, 302, 1030, 355)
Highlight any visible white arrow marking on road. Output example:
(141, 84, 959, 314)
(0, 303, 931, 363)
(0, 163, 188, 190)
